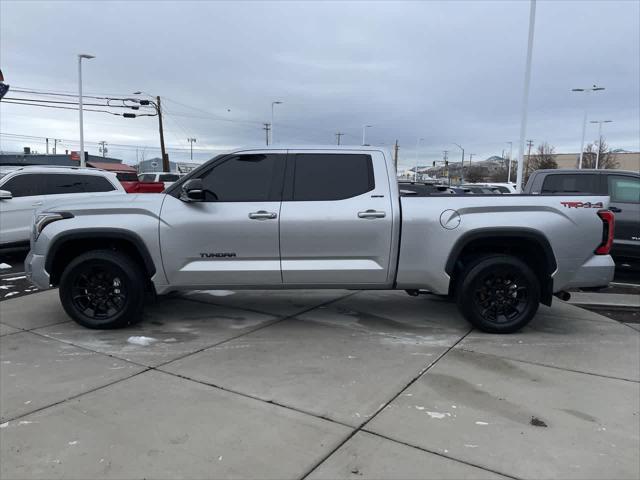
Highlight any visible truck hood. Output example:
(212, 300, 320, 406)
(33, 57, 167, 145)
(41, 193, 166, 218)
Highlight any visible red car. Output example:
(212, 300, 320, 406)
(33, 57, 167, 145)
(115, 172, 165, 193)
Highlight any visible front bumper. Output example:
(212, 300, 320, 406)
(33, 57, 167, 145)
(25, 251, 50, 290)
(562, 254, 615, 290)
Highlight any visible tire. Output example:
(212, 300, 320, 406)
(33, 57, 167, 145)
(59, 249, 146, 329)
(456, 255, 540, 333)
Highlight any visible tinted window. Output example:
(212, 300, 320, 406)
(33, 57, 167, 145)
(159, 174, 180, 182)
(40, 174, 84, 195)
(139, 174, 156, 182)
(1, 174, 42, 197)
(200, 154, 283, 202)
(541, 174, 600, 194)
(293, 154, 374, 201)
(608, 175, 640, 203)
(116, 172, 139, 182)
(84, 175, 116, 192)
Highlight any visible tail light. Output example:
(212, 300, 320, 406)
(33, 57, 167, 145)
(595, 210, 615, 255)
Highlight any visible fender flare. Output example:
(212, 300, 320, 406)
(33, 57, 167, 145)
(45, 228, 156, 277)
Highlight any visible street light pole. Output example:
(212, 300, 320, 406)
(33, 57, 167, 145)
(506, 141, 513, 182)
(515, 0, 536, 193)
(77, 53, 95, 168)
(362, 125, 373, 146)
(414, 137, 424, 181)
(271, 101, 282, 145)
(590, 120, 612, 169)
(453, 143, 465, 184)
(572, 85, 605, 168)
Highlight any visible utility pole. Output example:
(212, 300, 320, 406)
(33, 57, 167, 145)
(468, 153, 474, 164)
(98, 141, 108, 158)
(443, 150, 450, 185)
(46, 138, 49, 154)
(335, 132, 344, 145)
(187, 137, 197, 161)
(526, 139, 534, 179)
(53, 139, 60, 154)
(263, 123, 271, 146)
(393, 140, 399, 173)
(156, 96, 169, 172)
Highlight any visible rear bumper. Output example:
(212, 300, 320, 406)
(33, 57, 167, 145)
(25, 251, 50, 290)
(561, 255, 615, 290)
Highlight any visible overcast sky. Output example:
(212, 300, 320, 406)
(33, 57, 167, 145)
(1, 0, 638, 170)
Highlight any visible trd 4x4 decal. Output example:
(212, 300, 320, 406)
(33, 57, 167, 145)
(560, 201, 604, 209)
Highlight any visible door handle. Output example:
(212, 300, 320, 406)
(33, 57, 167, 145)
(248, 210, 277, 220)
(610, 206, 622, 213)
(358, 209, 386, 219)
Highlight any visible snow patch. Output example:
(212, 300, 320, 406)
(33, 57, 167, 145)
(68, 441, 78, 446)
(464, 444, 478, 448)
(127, 336, 158, 346)
(0, 422, 8, 428)
(18, 421, 36, 425)
(4, 292, 19, 297)
(426, 411, 451, 419)
(0, 263, 11, 269)
(3, 275, 26, 281)
(475, 421, 489, 425)
(415, 406, 425, 411)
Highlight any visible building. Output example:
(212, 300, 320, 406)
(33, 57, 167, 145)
(0, 150, 125, 168)
(533, 151, 639, 172)
(137, 158, 200, 174)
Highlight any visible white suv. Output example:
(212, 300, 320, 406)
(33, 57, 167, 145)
(0, 166, 125, 248)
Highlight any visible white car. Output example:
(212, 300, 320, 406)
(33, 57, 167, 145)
(0, 166, 125, 248)
(463, 182, 518, 194)
(138, 172, 181, 189)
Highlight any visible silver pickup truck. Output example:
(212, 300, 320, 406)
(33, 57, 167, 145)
(26, 147, 615, 333)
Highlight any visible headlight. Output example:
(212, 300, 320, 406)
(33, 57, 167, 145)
(33, 212, 73, 240)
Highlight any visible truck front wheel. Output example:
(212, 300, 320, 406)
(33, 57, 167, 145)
(456, 255, 540, 333)
(59, 249, 145, 329)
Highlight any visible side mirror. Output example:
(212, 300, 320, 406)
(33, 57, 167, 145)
(0, 190, 12, 200)
(180, 179, 205, 202)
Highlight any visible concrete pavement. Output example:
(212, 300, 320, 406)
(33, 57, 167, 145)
(1, 289, 638, 479)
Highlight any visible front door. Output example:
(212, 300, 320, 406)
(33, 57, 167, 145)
(279, 151, 394, 285)
(159, 151, 286, 286)
(0, 173, 44, 246)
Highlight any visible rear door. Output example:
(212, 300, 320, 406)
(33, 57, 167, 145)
(607, 174, 640, 257)
(159, 151, 285, 286)
(279, 150, 394, 285)
(0, 173, 44, 245)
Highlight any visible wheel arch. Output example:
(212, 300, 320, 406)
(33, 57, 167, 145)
(46, 228, 156, 287)
(445, 228, 557, 306)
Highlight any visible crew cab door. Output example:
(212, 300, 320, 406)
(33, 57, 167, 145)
(159, 151, 285, 286)
(279, 151, 394, 285)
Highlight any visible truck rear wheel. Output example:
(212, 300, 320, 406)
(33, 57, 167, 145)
(59, 249, 145, 329)
(456, 255, 540, 333)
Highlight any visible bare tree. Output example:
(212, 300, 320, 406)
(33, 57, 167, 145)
(525, 142, 557, 182)
(489, 166, 508, 183)
(465, 165, 488, 183)
(582, 137, 619, 169)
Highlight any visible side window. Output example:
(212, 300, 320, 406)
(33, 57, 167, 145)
(159, 174, 180, 182)
(608, 175, 640, 203)
(140, 174, 156, 182)
(199, 154, 283, 202)
(40, 174, 85, 195)
(541, 174, 600, 194)
(84, 175, 116, 192)
(1, 174, 42, 197)
(292, 154, 375, 201)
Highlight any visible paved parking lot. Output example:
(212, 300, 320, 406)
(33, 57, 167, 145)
(1, 289, 638, 479)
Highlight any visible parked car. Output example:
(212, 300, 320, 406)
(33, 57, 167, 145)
(398, 182, 457, 195)
(115, 172, 165, 194)
(27, 147, 614, 333)
(138, 172, 181, 189)
(464, 182, 516, 194)
(524, 169, 640, 260)
(460, 185, 500, 194)
(0, 166, 125, 248)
